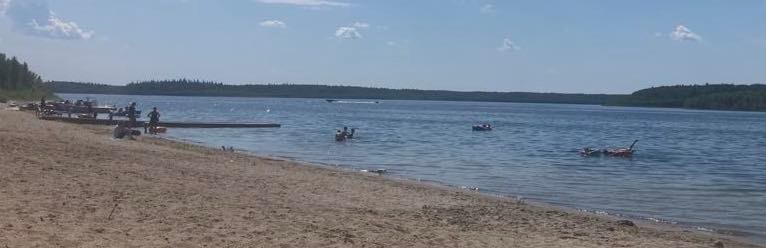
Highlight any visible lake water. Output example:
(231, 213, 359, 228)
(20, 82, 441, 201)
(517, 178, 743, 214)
(60, 94, 766, 241)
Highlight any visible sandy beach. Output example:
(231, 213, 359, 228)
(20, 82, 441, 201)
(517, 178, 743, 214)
(0, 108, 761, 248)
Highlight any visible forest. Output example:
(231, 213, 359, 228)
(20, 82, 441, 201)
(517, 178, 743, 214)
(47, 80, 622, 105)
(608, 84, 766, 111)
(0, 53, 52, 102)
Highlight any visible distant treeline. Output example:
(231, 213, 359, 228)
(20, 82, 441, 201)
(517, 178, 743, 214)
(0, 52, 52, 101)
(47, 80, 623, 105)
(47, 80, 766, 111)
(608, 84, 766, 111)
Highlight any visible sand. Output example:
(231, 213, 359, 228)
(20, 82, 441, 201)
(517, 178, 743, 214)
(0, 108, 762, 248)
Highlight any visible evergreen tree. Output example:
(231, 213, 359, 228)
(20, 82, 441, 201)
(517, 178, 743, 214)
(0, 52, 52, 100)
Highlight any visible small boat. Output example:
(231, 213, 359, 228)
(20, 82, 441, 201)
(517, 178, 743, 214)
(19, 103, 37, 111)
(472, 124, 492, 131)
(76, 114, 96, 119)
(50, 100, 114, 113)
(326, 99, 338, 103)
(110, 108, 142, 117)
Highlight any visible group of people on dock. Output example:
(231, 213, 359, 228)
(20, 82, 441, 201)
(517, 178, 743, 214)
(41, 99, 162, 134)
(38, 97, 101, 119)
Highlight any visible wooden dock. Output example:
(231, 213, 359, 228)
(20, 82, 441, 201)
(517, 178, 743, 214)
(39, 116, 281, 128)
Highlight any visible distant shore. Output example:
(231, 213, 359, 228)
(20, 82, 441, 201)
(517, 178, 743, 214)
(0, 107, 762, 247)
(48, 80, 623, 105)
(50, 81, 766, 111)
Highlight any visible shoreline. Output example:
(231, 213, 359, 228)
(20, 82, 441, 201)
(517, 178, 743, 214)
(160, 134, 762, 243)
(1, 108, 763, 247)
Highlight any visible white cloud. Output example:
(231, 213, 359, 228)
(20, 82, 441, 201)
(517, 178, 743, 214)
(352, 22, 369, 29)
(498, 38, 520, 52)
(0, 0, 10, 15)
(255, 0, 349, 7)
(480, 4, 494, 14)
(259, 20, 286, 28)
(670, 25, 702, 42)
(3, 0, 94, 40)
(335, 26, 361, 39)
(332, 22, 370, 40)
(386, 41, 396, 46)
(29, 11, 94, 40)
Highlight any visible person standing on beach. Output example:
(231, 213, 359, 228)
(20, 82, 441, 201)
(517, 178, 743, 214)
(147, 107, 161, 134)
(37, 96, 47, 117)
(127, 102, 137, 128)
(86, 102, 94, 118)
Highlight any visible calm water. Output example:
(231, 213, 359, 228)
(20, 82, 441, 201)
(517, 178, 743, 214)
(62, 94, 766, 240)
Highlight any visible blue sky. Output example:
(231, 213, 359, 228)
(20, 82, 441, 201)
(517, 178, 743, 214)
(1, 0, 765, 93)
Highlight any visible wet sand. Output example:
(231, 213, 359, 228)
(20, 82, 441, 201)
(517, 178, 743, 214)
(0, 108, 762, 247)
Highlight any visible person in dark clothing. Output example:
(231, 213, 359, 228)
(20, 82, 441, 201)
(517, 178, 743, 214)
(347, 128, 356, 139)
(127, 102, 137, 128)
(86, 102, 98, 118)
(36, 96, 47, 117)
(86, 102, 93, 115)
(146, 107, 161, 134)
(341, 126, 349, 137)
